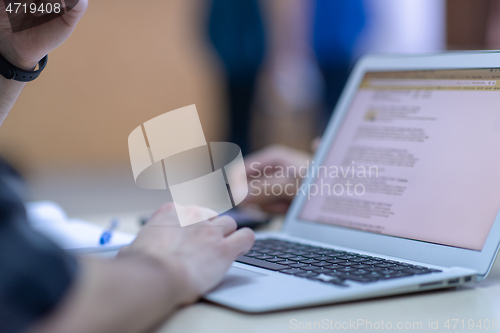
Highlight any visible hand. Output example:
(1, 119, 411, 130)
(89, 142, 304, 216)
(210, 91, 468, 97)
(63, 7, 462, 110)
(235, 144, 312, 214)
(119, 203, 255, 304)
(0, 0, 88, 70)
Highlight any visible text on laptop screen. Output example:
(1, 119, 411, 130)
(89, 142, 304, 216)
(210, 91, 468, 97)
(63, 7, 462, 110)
(299, 68, 500, 251)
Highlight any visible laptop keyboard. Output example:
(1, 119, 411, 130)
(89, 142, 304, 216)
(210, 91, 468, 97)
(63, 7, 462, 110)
(236, 238, 442, 287)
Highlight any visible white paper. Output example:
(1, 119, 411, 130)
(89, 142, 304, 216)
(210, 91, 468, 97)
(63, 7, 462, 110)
(25, 201, 135, 252)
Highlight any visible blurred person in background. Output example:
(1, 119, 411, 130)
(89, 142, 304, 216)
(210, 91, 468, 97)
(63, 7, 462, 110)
(312, 0, 365, 130)
(236, 0, 446, 214)
(486, 0, 500, 49)
(207, 0, 266, 156)
(207, 0, 366, 154)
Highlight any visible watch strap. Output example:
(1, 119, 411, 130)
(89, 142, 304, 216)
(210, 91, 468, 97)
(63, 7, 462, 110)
(0, 53, 48, 82)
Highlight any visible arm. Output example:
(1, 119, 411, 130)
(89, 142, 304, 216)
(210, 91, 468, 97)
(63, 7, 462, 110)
(486, 0, 500, 48)
(0, 75, 24, 125)
(30, 204, 254, 333)
(229, 139, 320, 214)
(0, 0, 88, 125)
(232, 144, 312, 214)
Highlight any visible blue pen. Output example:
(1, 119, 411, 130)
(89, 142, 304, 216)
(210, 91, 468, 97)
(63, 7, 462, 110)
(99, 218, 119, 245)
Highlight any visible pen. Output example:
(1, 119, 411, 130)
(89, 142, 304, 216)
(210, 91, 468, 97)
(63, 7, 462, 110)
(99, 218, 119, 245)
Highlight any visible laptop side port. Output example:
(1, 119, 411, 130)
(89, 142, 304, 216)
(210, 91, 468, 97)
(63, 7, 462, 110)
(448, 278, 459, 285)
(464, 276, 472, 282)
(420, 281, 444, 288)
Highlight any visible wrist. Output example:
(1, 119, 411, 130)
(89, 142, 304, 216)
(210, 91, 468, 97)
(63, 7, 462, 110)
(117, 249, 197, 306)
(0, 46, 38, 71)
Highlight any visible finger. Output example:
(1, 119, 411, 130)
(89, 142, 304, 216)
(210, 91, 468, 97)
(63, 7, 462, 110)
(311, 137, 321, 152)
(153, 204, 218, 227)
(151, 202, 176, 218)
(224, 227, 255, 259)
(244, 147, 286, 176)
(60, 0, 88, 24)
(147, 202, 182, 227)
(260, 200, 291, 215)
(210, 215, 237, 236)
(245, 177, 296, 206)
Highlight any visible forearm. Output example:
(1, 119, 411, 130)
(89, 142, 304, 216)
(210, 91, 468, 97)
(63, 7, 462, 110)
(0, 77, 25, 125)
(0, 45, 39, 126)
(30, 255, 190, 333)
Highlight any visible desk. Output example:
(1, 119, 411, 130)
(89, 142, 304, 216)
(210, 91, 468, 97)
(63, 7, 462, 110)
(81, 212, 500, 333)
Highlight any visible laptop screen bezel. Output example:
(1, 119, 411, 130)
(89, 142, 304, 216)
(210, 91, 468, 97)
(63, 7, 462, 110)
(283, 51, 500, 277)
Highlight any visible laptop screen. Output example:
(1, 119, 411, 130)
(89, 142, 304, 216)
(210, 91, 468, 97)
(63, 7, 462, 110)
(299, 68, 500, 251)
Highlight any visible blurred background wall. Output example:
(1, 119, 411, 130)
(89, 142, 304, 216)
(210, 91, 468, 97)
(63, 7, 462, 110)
(0, 0, 499, 215)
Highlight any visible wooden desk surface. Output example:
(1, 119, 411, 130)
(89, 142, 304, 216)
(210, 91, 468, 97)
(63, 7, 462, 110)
(81, 212, 500, 333)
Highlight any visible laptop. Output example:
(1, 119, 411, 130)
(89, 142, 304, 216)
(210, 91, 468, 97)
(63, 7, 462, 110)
(205, 51, 500, 312)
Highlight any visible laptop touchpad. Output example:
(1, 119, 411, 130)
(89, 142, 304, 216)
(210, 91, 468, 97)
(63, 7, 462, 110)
(214, 266, 268, 291)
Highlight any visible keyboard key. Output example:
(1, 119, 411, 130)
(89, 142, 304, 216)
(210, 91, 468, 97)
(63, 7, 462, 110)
(337, 267, 356, 273)
(402, 269, 432, 275)
(383, 272, 413, 279)
(295, 272, 320, 278)
(236, 256, 289, 271)
(265, 258, 286, 263)
(387, 265, 412, 271)
(287, 256, 308, 261)
(280, 269, 305, 275)
(299, 266, 318, 271)
(278, 254, 296, 259)
(254, 255, 273, 260)
(249, 247, 263, 252)
(385, 260, 401, 264)
(325, 279, 348, 286)
(336, 262, 353, 266)
(343, 275, 378, 283)
(325, 259, 346, 264)
(376, 263, 397, 268)
(336, 255, 357, 260)
(314, 250, 334, 255)
(290, 251, 311, 256)
(350, 270, 370, 275)
(299, 259, 320, 264)
(365, 267, 385, 272)
(314, 277, 348, 286)
(350, 258, 369, 263)
(266, 251, 285, 256)
(289, 263, 309, 268)
(310, 268, 334, 273)
(376, 273, 401, 280)
(325, 264, 345, 270)
(311, 262, 332, 267)
(324, 271, 345, 278)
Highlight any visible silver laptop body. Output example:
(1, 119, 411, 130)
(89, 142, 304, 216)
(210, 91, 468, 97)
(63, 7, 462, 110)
(205, 51, 500, 312)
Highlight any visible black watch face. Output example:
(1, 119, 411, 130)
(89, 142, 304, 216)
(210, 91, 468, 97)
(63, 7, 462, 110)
(3, 0, 79, 33)
(1, 66, 14, 79)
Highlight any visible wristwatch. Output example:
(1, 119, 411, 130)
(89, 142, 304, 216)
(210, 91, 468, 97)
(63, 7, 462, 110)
(0, 53, 48, 82)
